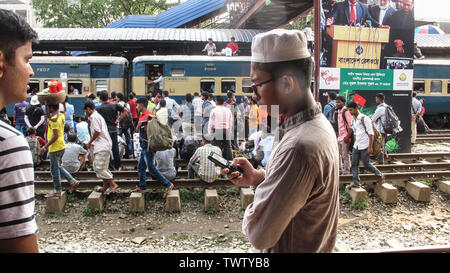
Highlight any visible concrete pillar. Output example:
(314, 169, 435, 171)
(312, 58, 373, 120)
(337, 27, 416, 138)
(46, 191, 67, 213)
(437, 181, 450, 194)
(204, 189, 220, 212)
(129, 192, 145, 212)
(374, 183, 398, 203)
(406, 182, 431, 202)
(88, 191, 105, 212)
(165, 190, 181, 212)
(240, 187, 254, 210)
(347, 187, 368, 203)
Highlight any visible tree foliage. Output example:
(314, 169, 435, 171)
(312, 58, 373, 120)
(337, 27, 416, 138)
(32, 0, 175, 28)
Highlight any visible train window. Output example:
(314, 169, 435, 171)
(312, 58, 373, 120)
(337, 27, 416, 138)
(242, 78, 253, 93)
(447, 81, 450, 94)
(414, 81, 425, 94)
(170, 68, 185, 77)
(96, 80, 108, 93)
(430, 80, 442, 94)
(221, 78, 236, 93)
(200, 78, 215, 93)
(68, 81, 82, 95)
(28, 80, 39, 94)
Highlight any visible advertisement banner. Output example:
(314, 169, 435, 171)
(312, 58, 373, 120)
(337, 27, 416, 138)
(318, 0, 415, 153)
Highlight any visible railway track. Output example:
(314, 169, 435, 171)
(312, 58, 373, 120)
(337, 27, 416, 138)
(33, 152, 450, 190)
(416, 133, 450, 143)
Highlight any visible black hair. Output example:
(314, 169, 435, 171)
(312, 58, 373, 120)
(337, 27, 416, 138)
(136, 97, 148, 108)
(227, 91, 233, 98)
(194, 92, 199, 97)
(252, 57, 313, 91)
(336, 96, 346, 103)
(0, 9, 38, 64)
(99, 91, 109, 102)
(27, 127, 36, 135)
(163, 90, 169, 97)
(376, 93, 385, 101)
(84, 100, 95, 110)
(185, 93, 192, 103)
(328, 92, 337, 100)
(67, 133, 77, 143)
(160, 99, 167, 107)
(208, 93, 214, 99)
(216, 96, 225, 105)
(88, 93, 96, 99)
(117, 93, 124, 101)
(347, 101, 359, 109)
(128, 93, 135, 99)
(412, 91, 417, 97)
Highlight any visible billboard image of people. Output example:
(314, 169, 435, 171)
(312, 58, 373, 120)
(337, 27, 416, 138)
(319, 0, 415, 153)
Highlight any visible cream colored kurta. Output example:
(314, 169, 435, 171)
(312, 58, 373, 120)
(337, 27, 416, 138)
(242, 104, 340, 253)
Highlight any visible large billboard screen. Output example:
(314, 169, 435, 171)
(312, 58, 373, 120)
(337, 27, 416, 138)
(319, 0, 415, 153)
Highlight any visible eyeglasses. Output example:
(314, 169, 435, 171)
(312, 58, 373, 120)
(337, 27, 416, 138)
(251, 78, 274, 94)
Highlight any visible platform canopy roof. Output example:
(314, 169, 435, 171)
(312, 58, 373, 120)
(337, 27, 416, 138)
(106, 0, 227, 29)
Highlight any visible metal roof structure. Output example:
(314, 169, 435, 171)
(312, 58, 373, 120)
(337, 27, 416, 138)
(234, 0, 313, 29)
(106, 0, 227, 29)
(415, 34, 450, 48)
(32, 27, 265, 55)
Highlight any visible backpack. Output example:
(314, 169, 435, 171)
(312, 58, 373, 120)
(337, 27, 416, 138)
(381, 104, 400, 135)
(341, 109, 355, 151)
(120, 110, 133, 130)
(26, 136, 42, 166)
(328, 102, 338, 134)
(360, 114, 383, 157)
(147, 117, 173, 151)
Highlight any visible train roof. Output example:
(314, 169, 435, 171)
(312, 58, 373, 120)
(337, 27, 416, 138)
(30, 56, 128, 65)
(132, 55, 251, 63)
(414, 59, 450, 66)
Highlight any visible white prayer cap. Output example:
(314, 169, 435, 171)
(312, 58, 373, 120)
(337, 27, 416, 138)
(30, 95, 40, 106)
(251, 29, 310, 63)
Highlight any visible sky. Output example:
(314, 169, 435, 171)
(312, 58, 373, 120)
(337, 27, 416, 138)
(415, 0, 450, 22)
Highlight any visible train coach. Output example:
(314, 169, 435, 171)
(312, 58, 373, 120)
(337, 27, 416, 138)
(131, 55, 253, 104)
(6, 56, 128, 117)
(414, 59, 450, 128)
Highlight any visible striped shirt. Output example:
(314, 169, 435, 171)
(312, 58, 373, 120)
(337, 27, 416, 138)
(189, 144, 222, 183)
(0, 120, 37, 240)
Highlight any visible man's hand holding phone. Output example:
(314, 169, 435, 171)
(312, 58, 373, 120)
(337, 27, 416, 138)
(221, 157, 265, 188)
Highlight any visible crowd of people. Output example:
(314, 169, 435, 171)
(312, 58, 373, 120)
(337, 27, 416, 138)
(0, 7, 424, 254)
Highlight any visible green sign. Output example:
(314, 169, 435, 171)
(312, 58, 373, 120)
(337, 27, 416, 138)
(266, 0, 271, 5)
(340, 69, 393, 91)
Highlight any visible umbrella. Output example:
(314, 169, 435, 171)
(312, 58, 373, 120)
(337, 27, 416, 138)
(415, 25, 445, 35)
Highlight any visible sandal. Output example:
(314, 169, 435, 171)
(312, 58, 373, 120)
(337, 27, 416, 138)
(163, 184, 174, 198)
(68, 181, 80, 194)
(131, 187, 146, 193)
(45, 192, 61, 198)
(94, 185, 103, 192)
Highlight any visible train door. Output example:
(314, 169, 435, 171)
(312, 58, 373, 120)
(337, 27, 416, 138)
(28, 80, 40, 94)
(91, 65, 110, 94)
(146, 64, 164, 93)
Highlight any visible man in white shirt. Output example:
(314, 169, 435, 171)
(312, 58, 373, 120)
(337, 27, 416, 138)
(192, 92, 203, 135)
(208, 96, 234, 160)
(371, 93, 387, 164)
(84, 101, 118, 195)
(304, 21, 314, 53)
(202, 38, 217, 56)
(411, 91, 422, 145)
(347, 101, 384, 190)
(148, 71, 163, 91)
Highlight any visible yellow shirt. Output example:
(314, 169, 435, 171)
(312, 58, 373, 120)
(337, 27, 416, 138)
(47, 113, 66, 153)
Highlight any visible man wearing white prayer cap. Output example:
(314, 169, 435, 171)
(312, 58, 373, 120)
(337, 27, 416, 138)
(223, 29, 340, 253)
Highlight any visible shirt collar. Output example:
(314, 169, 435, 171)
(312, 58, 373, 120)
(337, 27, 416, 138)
(279, 103, 322, 134)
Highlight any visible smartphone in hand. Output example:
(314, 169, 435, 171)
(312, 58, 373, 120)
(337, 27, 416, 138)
(208, 151, 243, 176)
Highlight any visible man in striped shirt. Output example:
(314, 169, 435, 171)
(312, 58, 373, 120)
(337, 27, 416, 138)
(188, 135, 222, 183)
(0, 9, 39, 252)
